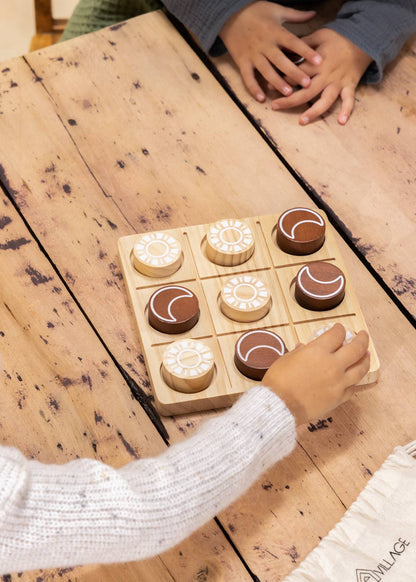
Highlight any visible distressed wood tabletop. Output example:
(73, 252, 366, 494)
(0, 10, 415, 582)
(213, 10, 416, 321)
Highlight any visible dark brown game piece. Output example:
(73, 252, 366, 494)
(148, 285, 200, 334)
(295, 261, 346, 311)
(234, 330, 288, 381)
(276, 207, 326, 255)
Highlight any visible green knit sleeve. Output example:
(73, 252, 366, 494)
(61, 0, 162, 41)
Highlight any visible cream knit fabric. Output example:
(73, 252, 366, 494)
(0, 385, 295, 574)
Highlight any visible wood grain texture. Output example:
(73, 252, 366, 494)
(31, 0, 66, 52)
(0, 196, 250, 579)
(205, 218, 255, 266)
(213, 23, 416, 319)
(119, 212, 379, 415)
(0, 11, 415, 580)
(34, 0, 54, 32)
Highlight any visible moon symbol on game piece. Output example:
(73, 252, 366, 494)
(297, 265, 345, 299)
(237, 332, 286, 362)
(149, 286, 195, 322)
(234, 330, 288, 380)
(279, 208, 324, 240)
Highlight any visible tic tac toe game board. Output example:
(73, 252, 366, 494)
(118, 208, 379, 416)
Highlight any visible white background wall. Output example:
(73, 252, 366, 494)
(0, 0, 78, 63)
(52, 0, 78, 20)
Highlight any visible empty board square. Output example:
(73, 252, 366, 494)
(259, 211, 338, 268)
(294, 315, 380, 385)
(185, 217, 273, 279)
(276, 261, 356, 324)
(134, 280, 215, 348)
(147, 336, 238, 415)
(118, 228, 196, 289)
(201, 268, 290, 335)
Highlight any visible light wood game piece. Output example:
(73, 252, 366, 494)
(132, 231, 182, 277)
(276, 207, 326, 255)
(220, 274, 271, 322)
(206, 219, 255, 266)
(295, 261, 346, 311)
(148, 285, 200, 334)
(234, 330, 288, 380)
(161, 339, 215, 393)
(311, 322, 355, 344)
(118, 211, 380, 414)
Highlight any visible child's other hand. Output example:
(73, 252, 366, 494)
(271, 28, 373, 125)
(219, 1, 322, 102)
(263, 323, 370, 425)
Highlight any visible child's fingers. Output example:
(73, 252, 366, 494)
(336, 330, 369, 369)
(311, 322, 347, 352)
(281, 8, 318, 28)
(271, 84, 316, 110)
(293, 61, 317, 78)
(282, 35, 322, 67)
(343, 351, 371, 390)
(240, 62, 266, 102)
(299, 83, 340, 124)
(255, 55, 294, 95)
(269, 50, 311, 88)
(338, 85, 355, 125)
(273, 71, 304, 89)
(301, 31, 321, 50)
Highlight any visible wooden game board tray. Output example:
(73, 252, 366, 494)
(118, 211, 380, 415)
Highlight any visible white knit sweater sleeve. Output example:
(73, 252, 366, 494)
(0, 385, 295, 574)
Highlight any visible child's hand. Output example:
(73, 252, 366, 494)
(263, 323, 370, 425)
(219, 1, 322, 102)
(271, 28, 373, 125)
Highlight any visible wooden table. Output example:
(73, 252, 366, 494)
(214, 12, 416, 322)
(0, 11, 415, 581)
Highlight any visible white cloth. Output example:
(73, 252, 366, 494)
(0, 385, 295, 574)
(284, 441, 416, 582)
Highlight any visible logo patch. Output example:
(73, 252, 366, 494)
(355, 538, 410, 582)
(355, 570, 383, 582)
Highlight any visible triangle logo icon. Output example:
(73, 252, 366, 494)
(355, 570, 382, 582)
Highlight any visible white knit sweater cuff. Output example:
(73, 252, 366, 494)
(0, 386, 296, 572)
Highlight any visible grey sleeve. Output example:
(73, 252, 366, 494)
(163, 0, 253, 54)
(163, 0, 416, 79)
(324, 0, 416, 83)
